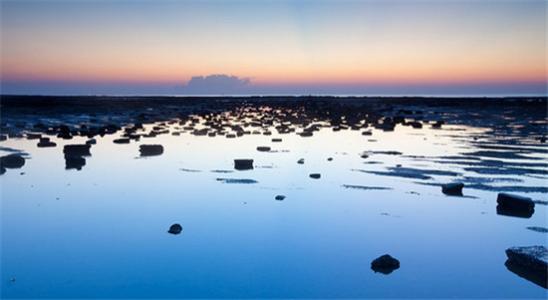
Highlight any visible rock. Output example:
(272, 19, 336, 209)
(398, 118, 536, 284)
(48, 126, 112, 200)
(275, 195, 286, 201)
(526, 226, 548, 233)
(37, 137, 56, 148)
(272, 138, 282, 142)
(234, 159, 254, 170)
(497, 193, 535, 217)
(168, 223, 183, 235)
(26, 133, 42, 140)
(0, 154, 25, 169)
(86, 139, 97, 145)
(63, 144, 91, 157)
(0, 166, 5, 175)
(139, 144, 164, 156)
(362, 130, 372, 136)
(113, 138, 130, 144)
(0, 134, 7, 141)
(257, 146, 271, 152)
(441, 182, 464, 196)
(327, 157, 333, 161)
(371, 254, 400, 274)
(505, 246, 547, 288)
(309, 173, 321, 179)
(297, 158, 304, 164)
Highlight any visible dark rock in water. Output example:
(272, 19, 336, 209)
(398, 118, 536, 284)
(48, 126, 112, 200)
(26, 133, 42, 140)
(362, 130, 372, 136)
(371, 254, 400, 274)
(37, 137, 56, 148)
(0, 166, 5, 175)
(297, 158, 304, 164)
(168, 223, 183, 235)
(275, 195, 286, 201)
(216, 178, 258, 184)
(257, 146, 271, 152)
(63, 144, 91, 157)
(226, 134, 236, 138)
(0, 134, 7, 141)
(234, 159, 254, 170)
(497, 193, 534, 216)
(526, 226, 548, 233)
(327, 157, 333, 161)
(272, 138, 282, 142)
(86, 139, 97, 145)
(409, 121, 423, 129)
(442, 182, 464, 196)
(0, 154, 25, 169)
(299, 131, 313, 137)
(65, 155, 86, 170)
(139, 144, 164, 156)
(113, 138, 130, 144)
(505, 246, 547, 288)
(309, 173, 321, 179)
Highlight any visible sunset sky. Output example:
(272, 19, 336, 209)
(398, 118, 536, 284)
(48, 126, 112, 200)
(1, 0, 546, 95)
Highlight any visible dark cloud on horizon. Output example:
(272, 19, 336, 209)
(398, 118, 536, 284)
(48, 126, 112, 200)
(182, 74, 251, 95)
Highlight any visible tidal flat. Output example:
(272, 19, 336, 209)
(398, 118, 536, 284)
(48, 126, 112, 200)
(1, 96, 547, 298)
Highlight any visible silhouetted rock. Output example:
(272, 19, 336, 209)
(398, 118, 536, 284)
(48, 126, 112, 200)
(272, 138, 282, 142)
(497, 193, 534, 217)
(442, 182, 464, 196)
(362, 130, 372, 136)
(63, 144, 91, 157)
(0, 166, 5, 175)
(168, 223, 183, 235)
(309, 173, 321, 179)
(113, 138, 130, 144)
(505, 246, 547, 288)
(26, 133, 42, 140)
(139, 144, 164, 156)
(526, 226, 548, 233)
(36, 137, 56, 148)
(0, 134, 7, 141)
(327, 157, 333, 161)
(275, 195, 286, 201)
(257, 146, 271, 152)
(234, 159, 253, 170)
(0, 154, 25, 169)
(297, 158, 304, 164)
(371, 254, 400, 274)
(86, 139, 97, 145)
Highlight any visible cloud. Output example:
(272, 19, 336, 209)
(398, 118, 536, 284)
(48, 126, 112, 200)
(182, 74, 251, 94)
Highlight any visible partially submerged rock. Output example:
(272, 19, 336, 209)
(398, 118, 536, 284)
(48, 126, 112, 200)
(309, 173, 321, 179)
(297, 158, 304, 164)
(257, 146, 271, 152)
(234, 159, 254, 170)
(275, 195, 286, 201)
(139, 144, 164, 156)
(113, 138, 130, 144)
(168, 223, 183, 235)
(63, 144, 91, 157)
(497, 193, 535, 218)
(505, 246, 547, 288)
(37, 137, 56, 148)
(0, 154, 25, 169)
(442, 182, 464, 196)
(371, 254, 400, 274)
(272, 138, 282, 142)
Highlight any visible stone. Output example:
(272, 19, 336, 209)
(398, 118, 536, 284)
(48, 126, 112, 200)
(275, 195, 286, 201)
(497, 193, 534, 212)
(272, 138, 282, 142)
(139, 144, 164, 156)
(0, 154, 25, 169)
(63, 144, 91, 157)
(113, 138, 130, 144)
(371, 254, 400, 274)
(257, 146, 271, 152)
(168, 223, 183, 235)
(441, 182, 464, 196)
(297, 158, 304, 164)
(309, 173, 321, 179)
(505, 246, 547, 288)
(234, 159, 254, 170)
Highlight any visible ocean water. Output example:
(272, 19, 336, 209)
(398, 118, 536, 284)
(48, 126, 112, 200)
(1, 100, 547, 298)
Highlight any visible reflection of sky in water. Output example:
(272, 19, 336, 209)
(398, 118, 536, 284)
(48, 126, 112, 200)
(1, 122, 547, 298)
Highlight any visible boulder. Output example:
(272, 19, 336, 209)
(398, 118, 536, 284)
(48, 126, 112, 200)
(309, 173, 321, 179)
(37, 139, 56, 148)
(497, 193, 534, 212)
(63, 144, 91, 157)
(275, 195, 286, 201)
(168, 223, 183, 235)
(257, 146, 271, 152)
(371, 254, 400, 274)
(0, 154, 25, 169)
(441, 182, 464, 196)
(505, 246, 547, 288)
(113, 138, 130, 144)
(234, 159, 254, 170)
(139, 144, 164, 157)
(272, 138, 282, 142)
(297, 158, 305, 164)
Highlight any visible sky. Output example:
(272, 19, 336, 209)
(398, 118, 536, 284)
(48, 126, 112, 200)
(0, 0, 546, 96)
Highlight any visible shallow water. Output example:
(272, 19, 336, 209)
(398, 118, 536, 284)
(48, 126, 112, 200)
(1, 99, 547, 298)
